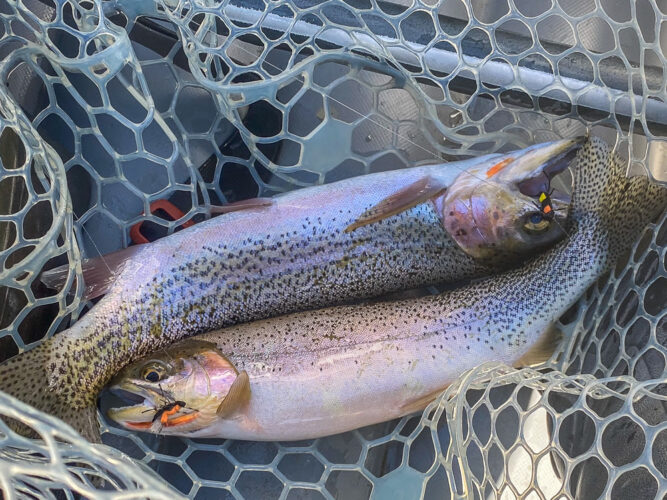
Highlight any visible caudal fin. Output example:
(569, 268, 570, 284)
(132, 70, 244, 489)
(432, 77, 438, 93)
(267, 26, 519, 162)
(570, 137, 667, 252)
(0, 343, 101, 443)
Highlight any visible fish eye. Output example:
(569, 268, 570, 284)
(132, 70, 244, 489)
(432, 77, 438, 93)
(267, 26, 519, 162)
(523, 212, 550, 233)
(140, 363, 167, 383)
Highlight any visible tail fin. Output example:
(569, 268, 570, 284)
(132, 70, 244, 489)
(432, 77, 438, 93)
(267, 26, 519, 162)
(570, 137, 667, 251)
(0, 344, 101, 443)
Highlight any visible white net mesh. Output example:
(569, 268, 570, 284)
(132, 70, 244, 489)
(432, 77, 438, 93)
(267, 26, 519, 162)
(440, 363, 667, 500)
(0, 388, 181, 498)
(0, 0, 665, 498)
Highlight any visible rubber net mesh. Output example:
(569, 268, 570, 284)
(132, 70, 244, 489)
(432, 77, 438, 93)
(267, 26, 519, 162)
(0, 0, 665, 497)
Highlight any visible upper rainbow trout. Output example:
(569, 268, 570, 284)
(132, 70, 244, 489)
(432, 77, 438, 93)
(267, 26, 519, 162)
(0, 139, 580, 440)
(105, 138, 666, 440)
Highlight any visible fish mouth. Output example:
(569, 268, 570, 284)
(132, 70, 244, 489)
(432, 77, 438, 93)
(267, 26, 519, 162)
(109, 381, 159, 406)
(517, 136, 586, 197)
(109, 386, 147, 406)
(107, 381, 158, 427)
(106, 382, 200, 431)
(542, 136, 587, 179)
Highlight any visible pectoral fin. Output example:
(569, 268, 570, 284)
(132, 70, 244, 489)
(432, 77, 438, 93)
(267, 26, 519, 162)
(217, 370, 251, 418)
(210, 197, 274, 215)
(514, 325, 564, 368)
(345, 177, 447, 232)
(40, 245, 142, 301)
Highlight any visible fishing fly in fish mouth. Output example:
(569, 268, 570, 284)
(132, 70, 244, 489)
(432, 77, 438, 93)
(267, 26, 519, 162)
(108, 340, 247, 434)
(104, 138, 666, 441)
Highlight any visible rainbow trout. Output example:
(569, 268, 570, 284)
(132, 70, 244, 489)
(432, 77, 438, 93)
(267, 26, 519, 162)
(0, 139, 580, 440)
(106, 138, 666, 440)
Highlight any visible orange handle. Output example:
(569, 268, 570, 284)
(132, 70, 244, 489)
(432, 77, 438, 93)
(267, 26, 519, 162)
(130, 200, 195, 245)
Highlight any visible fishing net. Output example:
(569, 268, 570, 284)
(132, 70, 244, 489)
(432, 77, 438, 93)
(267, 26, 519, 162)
(0, 0, 665, 498)
(0, 388, 179, 498)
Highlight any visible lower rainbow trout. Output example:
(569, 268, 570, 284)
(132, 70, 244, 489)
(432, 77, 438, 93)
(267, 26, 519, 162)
(0, 139, 579, 440)
(105, 138, 666, 440)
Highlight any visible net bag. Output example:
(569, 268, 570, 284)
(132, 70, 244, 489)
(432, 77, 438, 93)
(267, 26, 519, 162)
(0, 0, 665, 498)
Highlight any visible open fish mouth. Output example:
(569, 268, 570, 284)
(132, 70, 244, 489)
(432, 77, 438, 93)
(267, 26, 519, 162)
(541, 136, 586, 180)
(109, 386, 147, 406)
(516, 136, 586, 197)
(106, 382, 200, 430)
(108, 381, 158, 407)
(107, 382, 156, 426)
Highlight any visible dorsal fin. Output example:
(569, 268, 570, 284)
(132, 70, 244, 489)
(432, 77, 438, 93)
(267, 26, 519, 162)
(514, 325, 564, 368)
(210, 197, 274, 215)
(40, 245, 142, 301)
(217, 370, 251, 418)
(345, 176, 447, 232)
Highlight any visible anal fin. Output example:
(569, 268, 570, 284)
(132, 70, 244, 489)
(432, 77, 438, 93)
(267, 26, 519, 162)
(399, 387, 448, 415)
(40, 245, 142, 301)
(514, 324, 564, 368)
(345, 176, 447, 232)
(217, 370, 251, 418)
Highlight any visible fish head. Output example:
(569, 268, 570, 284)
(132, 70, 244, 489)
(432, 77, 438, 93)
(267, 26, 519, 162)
(106, 339, 239, 434)
(440, 137, 585, 263)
